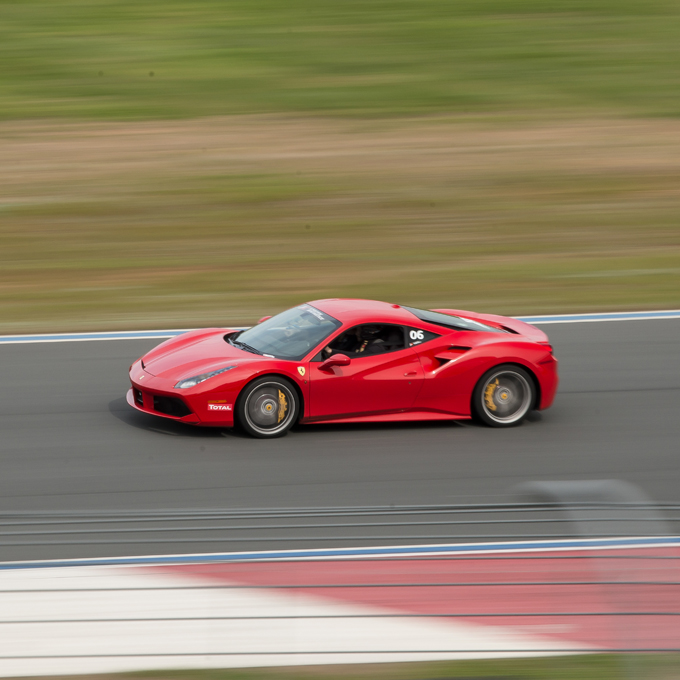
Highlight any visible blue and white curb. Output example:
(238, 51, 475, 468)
(0, 329, 196, 344)
(2, 535, 679, 571)
(519, 310, 680, 324)
(0, 310, 678, 344)
(0, 327, 245, 345)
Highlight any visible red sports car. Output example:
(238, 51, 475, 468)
(127, 299, 558, 438)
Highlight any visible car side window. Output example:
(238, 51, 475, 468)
(320, 324, 407, 359)
(406, 327, 440, 347)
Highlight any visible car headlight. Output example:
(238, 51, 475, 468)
(174, 366, 236, 389)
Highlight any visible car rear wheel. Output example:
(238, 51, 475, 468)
(237, 377, 298, 439)
(472, 365, 535, 427)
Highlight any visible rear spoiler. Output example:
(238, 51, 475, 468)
(431, 309, 549, 343)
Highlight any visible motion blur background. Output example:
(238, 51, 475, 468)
(2, 4, 680, 678)
(2, 0, 680, 333)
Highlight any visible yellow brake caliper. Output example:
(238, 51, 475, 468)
(277, 390, 288, 423)
(484, 379, 499, 411)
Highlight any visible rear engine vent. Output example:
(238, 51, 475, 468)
(500, 325, 519, 334)
(153, 396, 192, 418)
(434, 346, 472, 368)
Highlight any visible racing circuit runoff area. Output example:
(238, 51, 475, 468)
(0, 311, 679, 676)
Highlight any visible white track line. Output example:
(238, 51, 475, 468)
(0, 310, 679, 344)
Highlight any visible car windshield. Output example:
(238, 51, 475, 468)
(232, 304, 342, 361)
(402, 306, 505, 333)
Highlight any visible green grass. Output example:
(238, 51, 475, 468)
(34, 654, 680, 680)
(2, 1, 680, 330)
(2, 0, 680, 120)
(1, 117, 678, 332)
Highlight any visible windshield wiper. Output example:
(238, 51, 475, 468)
(230, 338, 263, 355)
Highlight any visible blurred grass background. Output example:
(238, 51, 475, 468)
(42, 654, 680, 679)
(4, 0, 680, 119)
(1, 0, 679, 330)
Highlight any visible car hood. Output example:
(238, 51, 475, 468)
(142, 328, 259, 380)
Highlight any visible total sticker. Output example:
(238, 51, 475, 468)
(208, 401, 233, 411)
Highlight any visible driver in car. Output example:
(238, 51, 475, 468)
(323, 326, 385, 357)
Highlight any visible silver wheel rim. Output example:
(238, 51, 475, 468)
(244, 381, 295, 435)
(481, 370, 532, 424)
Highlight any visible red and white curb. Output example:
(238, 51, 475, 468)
(3, 537, 680, 677)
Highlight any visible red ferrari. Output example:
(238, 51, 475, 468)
(127, 299, 558, 438)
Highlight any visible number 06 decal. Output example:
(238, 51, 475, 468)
(409, 329, 425, 341)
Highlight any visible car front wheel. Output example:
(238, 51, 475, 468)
(472, 365, 535, 427)
(237, 376, 298, 438)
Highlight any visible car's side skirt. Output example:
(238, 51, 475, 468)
(302, 410, 469, 425)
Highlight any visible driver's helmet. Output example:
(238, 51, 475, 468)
(359, 325, 382, 340)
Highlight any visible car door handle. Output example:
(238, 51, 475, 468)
(404, 371, 418, 376)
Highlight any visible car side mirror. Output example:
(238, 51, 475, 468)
(258, 315, 272, 324)
(319, 354, 351, 371)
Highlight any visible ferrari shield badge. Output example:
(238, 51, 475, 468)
(297, 366, 306, 377)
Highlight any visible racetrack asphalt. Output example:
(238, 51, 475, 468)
(1, 319, 679, 560)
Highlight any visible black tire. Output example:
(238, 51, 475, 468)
(472, 364, 535, 427)
(236, 376, 299, 439)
